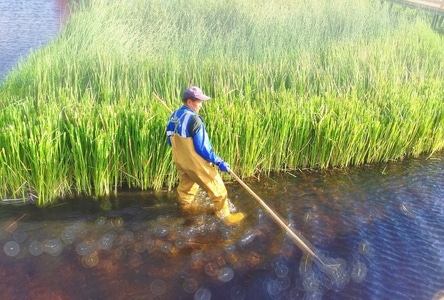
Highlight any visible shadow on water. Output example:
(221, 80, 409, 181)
(1, 153, 443, 300)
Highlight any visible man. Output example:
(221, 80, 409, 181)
(166, 86, 245, 226)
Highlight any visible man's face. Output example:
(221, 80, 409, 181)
(187, 99, 204, 113)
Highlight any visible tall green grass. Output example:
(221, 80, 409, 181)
(0, 0, 443, 205)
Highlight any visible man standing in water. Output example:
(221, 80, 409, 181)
(166, 86, 245, 226)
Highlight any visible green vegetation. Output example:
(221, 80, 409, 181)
(0, 0, 443, 205)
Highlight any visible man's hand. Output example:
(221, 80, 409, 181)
(216, 161, 231, 173)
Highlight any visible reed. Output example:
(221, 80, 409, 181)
(0, 0, 442, 205)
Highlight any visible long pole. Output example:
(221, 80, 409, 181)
(229, 170, 338, 268)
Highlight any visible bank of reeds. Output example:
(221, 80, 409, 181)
(0, 0, 443, 205)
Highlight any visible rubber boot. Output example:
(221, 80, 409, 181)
(215, 201, 245, 226)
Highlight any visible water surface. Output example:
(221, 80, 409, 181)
(1, 153, 443, 299)
(0, 0, 68, 81)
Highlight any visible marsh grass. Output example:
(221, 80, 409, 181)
(0, 0, 443, 205)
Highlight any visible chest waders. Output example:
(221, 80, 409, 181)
(170, 134, 227, 212)
(168, 110, 245, 225)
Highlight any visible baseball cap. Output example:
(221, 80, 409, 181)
(182, 86, 211, 101)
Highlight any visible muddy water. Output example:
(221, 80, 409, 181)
(1, 153, 443, 299)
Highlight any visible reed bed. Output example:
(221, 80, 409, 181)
(0, 0, 443, 205)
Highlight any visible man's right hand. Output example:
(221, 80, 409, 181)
(216, 161, 231, 173)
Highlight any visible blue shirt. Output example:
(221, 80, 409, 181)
(166, 105, 222, 164)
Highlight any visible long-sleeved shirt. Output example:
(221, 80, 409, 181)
(166, 105, 222, 165)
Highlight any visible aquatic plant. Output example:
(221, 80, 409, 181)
(0, 0, 443, 205)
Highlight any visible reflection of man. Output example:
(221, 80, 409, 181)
(166, 86, 245, 226)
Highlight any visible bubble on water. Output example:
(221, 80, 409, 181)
(217, 267, 234, 282)
(304, 291, 324, 300)
(230, 284, 246, 300)
(114, 246, 126, 260)
(70, 220, 86, 234)
(358, 239, 371, 257)
(81, 251, 99, 268)
(351, 260, 367, 283)
(191, 250, 204, 261)
(183, 227, 197, 239)
(276, 276, 291, 291)
(95, 216, 107, 227)
(61, 228, 76, 245)
(12, 230, 27, 243)
(155, 226, 169, 237)
(224, 244, 236, 253)
(302, 270, 321, 294)
(204, 262, 219, 277)
(134, 241, 146, 254)
(183, 278, 199, 294)
(275, 264, 289, 278)
(321, 259, 350, 292)
(219, 227, 234, 239)
(76, 242, 95, 256)
(150, 279, 166, 296)
(29, 240, 44, 256)
(160, 241, 173, 253)
(238, 228, 258, 247)
(97, 232, 115, 250)
(4, 241, 20, 257)
(123, 230, 134, 242)
(289, 287, 304, 299)
(44, 239, 63, 256)
(265, 279, 281, 296)
(129, 253, 142, 267)
(175, 238, 185, 249)
(194, 287, 211, 300)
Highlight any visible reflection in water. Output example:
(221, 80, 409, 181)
(0, 154, 443, 299)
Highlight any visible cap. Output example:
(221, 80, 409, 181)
(182, 86, 211, 101)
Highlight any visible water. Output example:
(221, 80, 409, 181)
(1, 2, 443, 299)
(0, 153, 442, 299)
(0, 0, 68, 82)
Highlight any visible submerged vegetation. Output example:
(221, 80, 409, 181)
(0, 0, 443, 205)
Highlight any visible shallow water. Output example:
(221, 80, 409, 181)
(1, 153, 443, 299)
